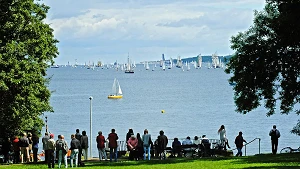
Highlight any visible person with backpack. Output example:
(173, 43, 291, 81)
(56, 135, 68, 168)
(19, 132, 30, 163)
(234, 131, 247, 156)
(269, 125, 281, 154)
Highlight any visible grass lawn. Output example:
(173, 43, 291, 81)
(1, 153, 299, 169)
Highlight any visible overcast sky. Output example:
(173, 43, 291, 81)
(43, 0, 266, 65)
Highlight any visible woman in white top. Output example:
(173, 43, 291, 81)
(218, 125, 230, 150)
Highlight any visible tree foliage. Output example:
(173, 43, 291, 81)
(0, 0, 58, 137)
(225, 0, 300, 134)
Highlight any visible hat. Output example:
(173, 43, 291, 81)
(50, 133, 54, 138)
(131, 135, 135, 138)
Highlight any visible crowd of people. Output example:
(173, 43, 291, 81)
(0, 124, 281, 167)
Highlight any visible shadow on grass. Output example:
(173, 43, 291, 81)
(230, 153, 300, 169)
(85, 158, 197, 167)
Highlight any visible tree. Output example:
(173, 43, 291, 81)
(225, 0, 300, 135)
(0, 0, 58, 138)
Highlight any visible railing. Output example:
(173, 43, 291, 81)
(104, 138, 221, 152)
(232, 137, 261, 156)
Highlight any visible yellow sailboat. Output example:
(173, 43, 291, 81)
(108, 78, 123, 99)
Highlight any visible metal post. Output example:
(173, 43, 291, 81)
(89, 96, 93, 159)
(45, 116, 48, 133)
(258, 138, 261, 154)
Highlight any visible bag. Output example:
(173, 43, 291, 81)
(57, 140, 64, 150)
(271, 130, 277, 139)
(20, 138, 29, 147)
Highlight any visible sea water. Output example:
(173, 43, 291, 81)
(43, 64, 299, 157)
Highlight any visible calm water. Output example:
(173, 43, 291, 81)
(43, 64, 299, 157)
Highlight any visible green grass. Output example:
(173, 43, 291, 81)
(1, 153, 300, 169)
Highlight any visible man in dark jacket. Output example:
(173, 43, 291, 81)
(70, 134, 81, 167)
(32, 133, 39, 163)
(158, 130, 168, 160)
(234, 131, 247, 156)
(42, 132, 49, 163)
(75, 129, 82, 165)
(269, 125, 281, 154)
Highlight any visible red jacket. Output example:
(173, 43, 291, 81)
(96, 135, 105, 149)
(12, 138, 20, 151)
(108, 133, 118, 148)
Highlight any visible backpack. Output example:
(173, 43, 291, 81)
(57, 140, 64, 150)
(271, 130, 277, 139)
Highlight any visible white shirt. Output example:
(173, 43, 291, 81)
(219, 129, 226, 141)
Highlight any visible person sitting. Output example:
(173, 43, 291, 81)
(127, 135, 138, 160)
(182, 136, 193, 156)
(193, 136, 201, 145)
(171, 138, 181, 157)
(182, 136, 193, 145)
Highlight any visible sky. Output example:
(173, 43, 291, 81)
(42, 0, 266, 65)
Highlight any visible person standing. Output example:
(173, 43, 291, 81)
(27, 133, 33, 162)
(218, 125, 231, 150)
(126, 129, 134, 150)
(127, 135, 138, 160)
(56, 135, 68, 168)
(96, 131, 107, 161)
(108, 129, 119, 162)
(80, 130, 89, 161)
(136, 133, 143, 160)
(234, 131, 247, 156)
(32, 133, 39, 163)
(269, 125, 281, 154)
(142, 129, 151, 160)
(75, 129, 82, 165)
(19, 132, 30, 163)
(2, 137, 12, 164)
(157, 130, 168, 160)
(70, 134, 81, 168)
(42, 132, 50, 164)
(47, 134, 56, 168)
(12, 136, 20, 164)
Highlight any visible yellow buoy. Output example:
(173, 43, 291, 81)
(161, 110, 165, 113)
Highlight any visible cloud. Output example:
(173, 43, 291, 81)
(43, 0, 265, 64)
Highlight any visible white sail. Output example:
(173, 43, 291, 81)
(108, 78, 123, 99)
(117, 81, 122, 95)
(146, 61, 149, 70)
(112, 78, 122, 95)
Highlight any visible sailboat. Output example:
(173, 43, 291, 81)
(145, 61, 149, 70)
(108, 78, 123, 99)
(187, 62, 190, 71)
(162, 62, 166, 71)
(125, 54, 134, 73)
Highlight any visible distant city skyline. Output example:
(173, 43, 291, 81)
(43, 0, 266, 65)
